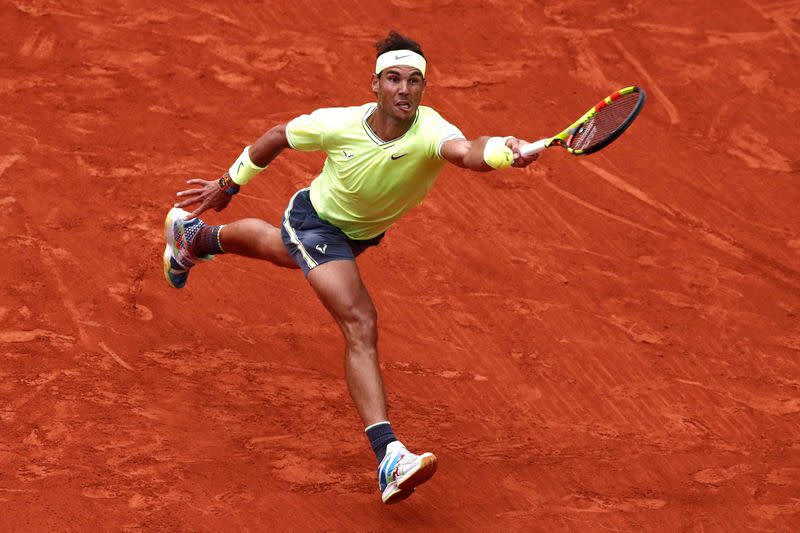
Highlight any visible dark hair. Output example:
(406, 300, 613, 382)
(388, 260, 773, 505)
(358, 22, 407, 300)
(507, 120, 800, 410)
(375, 31, 425, 59)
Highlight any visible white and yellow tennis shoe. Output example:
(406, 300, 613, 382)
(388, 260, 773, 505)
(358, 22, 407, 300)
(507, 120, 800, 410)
(378, 441, 438, 504)
(162, 207, 210, 289)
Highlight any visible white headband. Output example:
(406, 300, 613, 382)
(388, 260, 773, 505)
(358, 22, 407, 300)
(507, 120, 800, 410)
(375, 49, 427, 77)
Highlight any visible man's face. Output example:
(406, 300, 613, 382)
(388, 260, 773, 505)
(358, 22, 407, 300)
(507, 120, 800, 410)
(371, 66, 426, 120)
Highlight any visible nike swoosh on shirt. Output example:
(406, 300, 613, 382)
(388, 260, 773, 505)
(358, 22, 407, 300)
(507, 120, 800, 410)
(391, 153, 409, 160)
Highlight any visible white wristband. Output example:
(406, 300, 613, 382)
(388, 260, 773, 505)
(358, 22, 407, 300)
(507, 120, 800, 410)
(228, 146, 267, 185)
(483, 136, 514, 169)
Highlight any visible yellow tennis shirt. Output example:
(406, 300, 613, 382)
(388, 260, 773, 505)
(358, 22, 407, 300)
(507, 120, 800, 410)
(285, 103, 464, 240)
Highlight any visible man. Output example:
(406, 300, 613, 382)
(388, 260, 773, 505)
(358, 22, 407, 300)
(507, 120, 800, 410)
(163, 31, 538, 504)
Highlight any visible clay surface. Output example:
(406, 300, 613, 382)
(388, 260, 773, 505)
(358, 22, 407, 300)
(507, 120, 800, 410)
(1, 1, 799, 531)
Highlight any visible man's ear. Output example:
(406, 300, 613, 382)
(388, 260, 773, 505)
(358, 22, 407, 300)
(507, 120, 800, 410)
(370, 73, 379, 94)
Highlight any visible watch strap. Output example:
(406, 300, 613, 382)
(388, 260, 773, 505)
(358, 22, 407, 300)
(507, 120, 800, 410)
(218, 174, 240, 195)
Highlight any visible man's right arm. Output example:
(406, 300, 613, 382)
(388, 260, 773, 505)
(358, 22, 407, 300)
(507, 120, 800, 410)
(249, 124, 291, 167)
(174, 123, 292, 220)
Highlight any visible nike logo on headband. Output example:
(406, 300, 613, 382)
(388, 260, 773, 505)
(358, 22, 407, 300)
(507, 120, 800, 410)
(394, 54, 412, 60)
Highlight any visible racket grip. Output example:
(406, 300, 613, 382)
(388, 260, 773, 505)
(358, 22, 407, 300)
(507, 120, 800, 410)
(520, 138, 548, 157)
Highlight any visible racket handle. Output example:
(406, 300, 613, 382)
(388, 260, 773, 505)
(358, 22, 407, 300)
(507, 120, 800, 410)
(520, 138, 548, 157)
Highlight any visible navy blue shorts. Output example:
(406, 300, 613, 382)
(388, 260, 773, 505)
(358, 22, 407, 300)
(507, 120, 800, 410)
(281, 188, 384, 275)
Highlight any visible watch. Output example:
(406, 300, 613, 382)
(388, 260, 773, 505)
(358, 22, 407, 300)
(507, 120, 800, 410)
(218, 173, 240, 195)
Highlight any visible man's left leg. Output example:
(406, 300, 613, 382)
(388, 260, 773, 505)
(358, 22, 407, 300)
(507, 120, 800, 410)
(307, 260, 386, 425)
(306, 259, 437, 504)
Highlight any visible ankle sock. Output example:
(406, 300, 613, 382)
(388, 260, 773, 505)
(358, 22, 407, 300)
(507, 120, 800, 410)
(365, 421, 397, 463)
(192, 224, 225, 257)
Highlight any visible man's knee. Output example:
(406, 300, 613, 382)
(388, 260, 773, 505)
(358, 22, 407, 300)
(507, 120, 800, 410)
(341, 305, 377, 346)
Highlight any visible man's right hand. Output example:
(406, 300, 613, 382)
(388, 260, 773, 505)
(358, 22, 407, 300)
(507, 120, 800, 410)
(174, 175, 235, 220)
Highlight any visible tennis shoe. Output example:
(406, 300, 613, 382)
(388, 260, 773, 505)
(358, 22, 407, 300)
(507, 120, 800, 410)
(163, 207, 210, 289)
(378, 441, 437, 504)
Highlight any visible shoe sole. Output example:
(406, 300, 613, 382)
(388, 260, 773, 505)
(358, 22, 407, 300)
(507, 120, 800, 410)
(163, 207, 183, 289)
(382, 453, 437, 504)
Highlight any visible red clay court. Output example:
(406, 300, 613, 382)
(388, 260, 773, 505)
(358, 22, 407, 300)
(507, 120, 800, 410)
(1, 1, 799, 531)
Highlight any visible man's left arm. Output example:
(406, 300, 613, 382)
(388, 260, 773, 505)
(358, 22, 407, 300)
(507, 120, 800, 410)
(441, 137, 538, 172)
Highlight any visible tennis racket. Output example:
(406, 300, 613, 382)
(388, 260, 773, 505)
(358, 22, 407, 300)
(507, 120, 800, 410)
(520, 86, 645, 157)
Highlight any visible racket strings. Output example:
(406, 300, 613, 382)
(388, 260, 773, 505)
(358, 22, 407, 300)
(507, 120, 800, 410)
(571, 92, 641, 150)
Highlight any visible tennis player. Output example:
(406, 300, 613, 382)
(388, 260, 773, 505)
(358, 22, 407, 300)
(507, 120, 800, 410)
(163, 31, 538, 504)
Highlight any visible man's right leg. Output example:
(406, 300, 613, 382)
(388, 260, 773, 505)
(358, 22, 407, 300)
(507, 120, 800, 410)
(216, 218, 298, 268)
(163, 208, 297, 289)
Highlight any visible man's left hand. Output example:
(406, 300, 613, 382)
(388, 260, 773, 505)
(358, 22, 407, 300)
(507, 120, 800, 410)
(505, 137, 539, 168)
